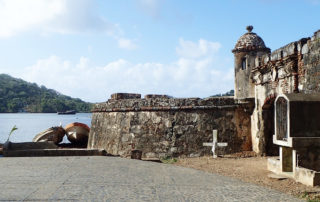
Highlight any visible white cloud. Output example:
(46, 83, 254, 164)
(0, 0, 137, 50)
(117, 38, 138, 50)
(176, 38, 221, 58)
(0, 0, 64, 37)
(16, 38, 233, 102)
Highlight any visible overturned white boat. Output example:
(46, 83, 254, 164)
(32, 126, 66, 144)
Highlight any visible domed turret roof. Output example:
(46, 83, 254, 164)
(232, 26, 270, 53)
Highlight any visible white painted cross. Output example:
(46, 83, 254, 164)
(203, 130, 228, 158)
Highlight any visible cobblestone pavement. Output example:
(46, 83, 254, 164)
(0, 156, 302, 201)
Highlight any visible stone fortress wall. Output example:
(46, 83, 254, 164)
(250, 29, 320, 155)
(88, 27, 320, 161)
(88, 93, 253, 158)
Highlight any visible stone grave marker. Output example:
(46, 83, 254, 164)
(203, 130, 228, 158)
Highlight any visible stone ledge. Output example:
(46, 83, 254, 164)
(92, 105, 239, 113)
(110, 93, 141, 100)
(144, 94, 172, 99)
(93, 96, 239, 112)
(3, 148, 107, 157)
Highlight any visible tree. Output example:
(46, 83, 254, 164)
(0, 74, 93, 113)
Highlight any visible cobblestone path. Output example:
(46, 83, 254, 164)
(0, 156, 301, 201)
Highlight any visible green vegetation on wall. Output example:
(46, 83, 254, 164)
(0, 74, 93, 113)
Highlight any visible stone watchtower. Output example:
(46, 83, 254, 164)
(232, 26, 270, 100)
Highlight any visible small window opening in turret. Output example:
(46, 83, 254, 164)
(241, 57, 246, 70)
(258, 57, 262, 66)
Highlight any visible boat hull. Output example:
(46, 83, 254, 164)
(57, 110, 76, 115)
(65, 122, 90, 145)
(32, 126, 66, 144)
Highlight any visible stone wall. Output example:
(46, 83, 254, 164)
(88, 94, 253, 158)
(299, 31, 320, 93)
(250, 29, 320, 155)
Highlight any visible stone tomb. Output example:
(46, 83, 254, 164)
(268, 93, 320, 186)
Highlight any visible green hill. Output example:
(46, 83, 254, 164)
(0, 74, 93, 113)
(211, 89, 234, 97)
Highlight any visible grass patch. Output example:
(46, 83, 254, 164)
(300, 191, 320, 202)
(160, 156, 178, 164)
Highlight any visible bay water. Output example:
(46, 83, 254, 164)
(0, 113, 92, 143)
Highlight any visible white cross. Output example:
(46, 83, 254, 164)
(203, 130, 228, 158)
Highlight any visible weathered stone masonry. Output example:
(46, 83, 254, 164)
(89, 27, 320, 161)
(250, 29, 320, 155)
(232, 26, 320, 155)
(88, 95, 253, 158)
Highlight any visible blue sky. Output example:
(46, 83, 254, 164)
(0, 0, 319, 102)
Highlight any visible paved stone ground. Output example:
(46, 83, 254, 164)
(0, 156, 302, 201)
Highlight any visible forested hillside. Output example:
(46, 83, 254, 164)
(0, 74, 93, 113)
(211, 90, 234, 97)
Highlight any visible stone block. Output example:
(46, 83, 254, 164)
(4, 141, 58, 150)
(110, 93, 141, 100)
(170, 147, 177, 153)
(267, 157, 282, 175)
(121, 134, 131, 142)
(145, 152, 156, 158)
(271, 49, 281, 61)
(263, 54, 270, 64)
(255, 57, 260, 67)
(129, 126, 142, 134)
(282, 42, 296, 57)
(297, 38, 309, 53)
(189, 153, 201, 157)
(314, 30, 320, 40)
(268, 156, 320, 186)
(302, 43, 309, 54)
(3, 148, 106, 157)
(295, 167, 320, 186)
(144, 94, 172, 99)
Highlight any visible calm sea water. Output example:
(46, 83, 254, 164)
(0, 113, 92, 143)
